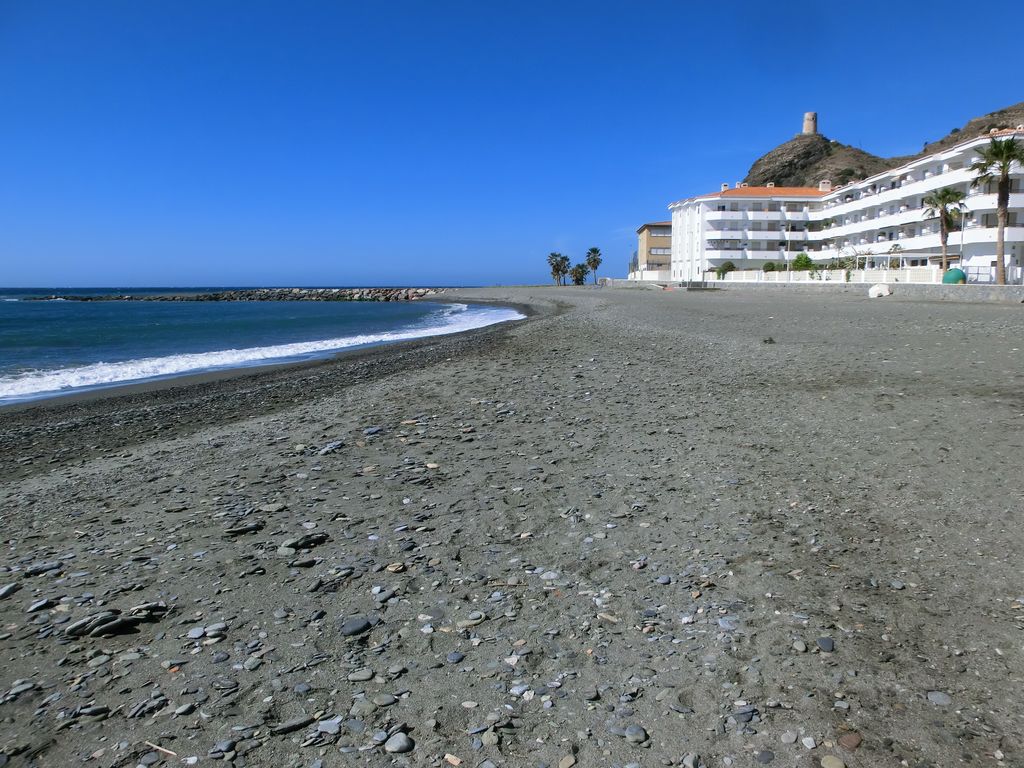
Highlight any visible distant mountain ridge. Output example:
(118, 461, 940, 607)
(742, 101, 1024, 188)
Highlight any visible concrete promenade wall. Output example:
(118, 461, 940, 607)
(714, 281, 1024, 303)
(604, 278, 1024, 303)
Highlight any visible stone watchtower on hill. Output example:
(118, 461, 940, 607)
(744, 111, 889, 187)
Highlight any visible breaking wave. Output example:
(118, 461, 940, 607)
(0, 302, 523, 403)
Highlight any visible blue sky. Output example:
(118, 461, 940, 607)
(1, 1, 1021, 286)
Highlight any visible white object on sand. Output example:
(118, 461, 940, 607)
(868, 284, 892, 298)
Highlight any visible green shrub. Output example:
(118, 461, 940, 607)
(791, 253, 815, 271)
(762, 262, 776, 272)
(715, 260, 737, 279)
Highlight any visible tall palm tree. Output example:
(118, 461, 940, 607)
(970, 137, 1024, 285)
(547, 252, 570, 286)
(585, 247, 603, 284)
(559, 255, 570, 284)
(547, 252, 560, 285)
(922, 186, 966, 272)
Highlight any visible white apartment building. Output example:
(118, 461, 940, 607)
(665, 127, 1024, 284)
(669, 184, 826, 282)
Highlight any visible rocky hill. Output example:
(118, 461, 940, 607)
(743, 133, 890, 188)
(743, 101, 1024, 188)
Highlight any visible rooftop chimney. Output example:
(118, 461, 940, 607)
(818, 179, 832, 192)
(734, 182, 742, 189)
(766, 182, 775, 188)
(802, 111, 818, 135)
(720, 183, 729, 192)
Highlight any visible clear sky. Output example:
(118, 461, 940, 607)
(1, 1, 1021, 287)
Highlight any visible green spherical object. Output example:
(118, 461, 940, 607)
(942, 268, 967, 284)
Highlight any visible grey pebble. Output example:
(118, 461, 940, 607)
(272, 715, 314, 734)
(383, 733, 414, 753)
(339, 616, 372, 636)
(0, 584, 21, 600)
(624, 724, 648, 743)
(318, 717, 342, 735)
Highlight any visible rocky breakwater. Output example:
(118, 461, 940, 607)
(27, 287, 443, 302)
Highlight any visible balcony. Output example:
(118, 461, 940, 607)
(705, 209, 811, 222)
(813, 226, 1024, 261)
(704, 248, 788, 261)
(706, 229, 784, 240)
(814, 167, 980, 218)
(966, 192, 1024, 212)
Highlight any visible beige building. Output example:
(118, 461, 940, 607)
(631, 221, 672, 279)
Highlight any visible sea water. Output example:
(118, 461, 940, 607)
(0, 288, 523, 403)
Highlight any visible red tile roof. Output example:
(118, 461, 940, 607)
(717, 186, 825, 197)
(669, 186, 826, 208)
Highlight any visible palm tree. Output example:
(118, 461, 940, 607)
(970, 137, 1024, 285)
(585, 247, 603, 284)
(547, 252, 560, 285)
(922, 186, 966, 272)
(569, 263, 590, 285)
(557, 254, 570, 285)
(547, 252, 570, 286)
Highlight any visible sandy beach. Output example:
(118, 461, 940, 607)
(1, 286, 1022, 768)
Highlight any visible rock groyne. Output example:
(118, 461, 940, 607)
(27, 287, 443, 302)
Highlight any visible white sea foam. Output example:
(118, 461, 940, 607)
(0, 303, 524, 403)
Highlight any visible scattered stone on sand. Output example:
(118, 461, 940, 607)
(383, 733, 414, 753)
(339, 616, 372, 636)
(1, 287, 1020, 768)
(624, 724, 648, 743)
(837, 732, 862, 751)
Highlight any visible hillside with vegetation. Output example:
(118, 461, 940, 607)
(743, 101, 1024, 188)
